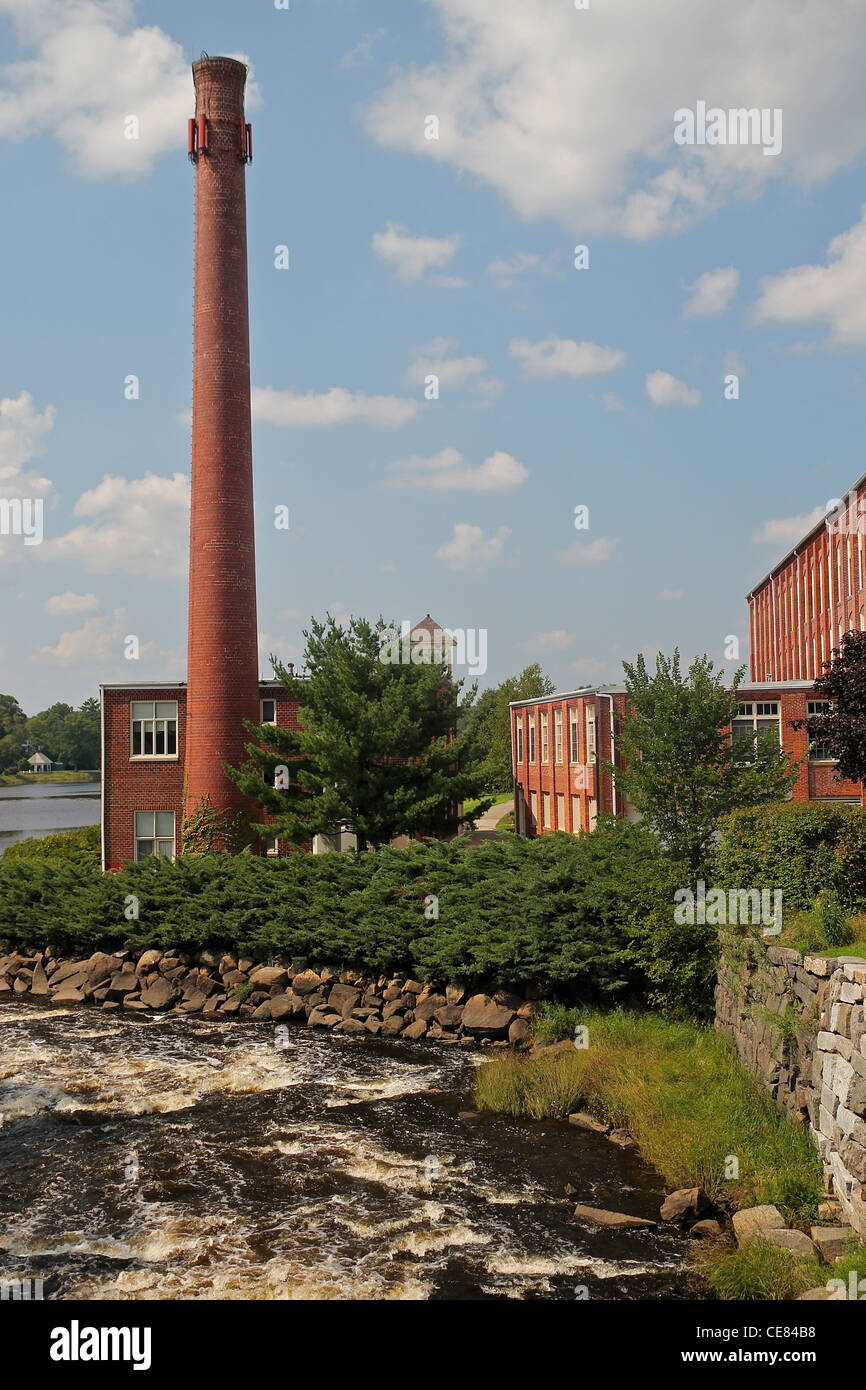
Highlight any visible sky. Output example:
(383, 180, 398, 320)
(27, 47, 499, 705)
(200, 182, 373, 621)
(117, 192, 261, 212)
(2, 0, 866, 714)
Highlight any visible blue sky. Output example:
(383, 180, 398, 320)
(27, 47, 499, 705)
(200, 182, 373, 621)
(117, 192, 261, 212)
(2, 0, 866, 713)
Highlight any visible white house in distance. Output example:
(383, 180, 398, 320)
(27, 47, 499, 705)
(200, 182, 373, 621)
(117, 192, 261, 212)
(26, 752, 53, 773)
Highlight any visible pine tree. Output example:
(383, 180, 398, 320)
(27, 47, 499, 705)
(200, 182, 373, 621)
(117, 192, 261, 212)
(227, 615, 492, 850)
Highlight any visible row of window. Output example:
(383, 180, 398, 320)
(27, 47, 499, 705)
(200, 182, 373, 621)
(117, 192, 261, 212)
(129, 699, 277, 760)
(525, 791, 599, 834)
(515, 706, 597, 766)
(732, 700, 834, 762)
(132, 811, 278, 861)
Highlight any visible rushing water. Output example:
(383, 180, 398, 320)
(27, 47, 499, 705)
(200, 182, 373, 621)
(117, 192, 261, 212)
(0, 781, 100, 854)
(0, 1000, 700, 1301)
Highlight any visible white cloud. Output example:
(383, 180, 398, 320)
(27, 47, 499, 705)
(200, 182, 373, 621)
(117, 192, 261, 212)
(554, 538, 616, 565)
(602, 392, 625, 412)
(340, 28, 385, 70)
(405, 338, 487, 388)
(510, 337, 625, 379)
(645, 370, 701, 406)
(0, 391, 57, 560)
(752, 207, 866, 345)
(387, 447, 527, 492)
(528, 629, 574, 654)
(45, 591, 100, 616)
(36, 608, 154, 667)
(364, 0, 866, 239)
(39, 472, 190, 577)
(487, 251, 556, 286)
(371, 222, 459, 281)
(252, 386, 418, 428)
(0, 1, 259, 179)
(684, 266, 739, 317)
(751, 506, 826, 547)
(434, 522, 510, 574)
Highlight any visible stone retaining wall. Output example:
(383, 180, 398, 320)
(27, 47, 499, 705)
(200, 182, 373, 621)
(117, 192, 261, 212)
(715, 934, 866, 1239)
(0, 941, 534, 1047)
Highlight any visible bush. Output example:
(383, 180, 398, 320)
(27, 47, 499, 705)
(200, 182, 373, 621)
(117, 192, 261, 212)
(814, 890, 856, 949)
(718, 802, 866, 912)
(3, 824, 100, 865)
(0, 821, 665, 999)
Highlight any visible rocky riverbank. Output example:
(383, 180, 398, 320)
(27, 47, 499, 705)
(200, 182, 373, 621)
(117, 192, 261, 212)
(0, 942, 536, 1046)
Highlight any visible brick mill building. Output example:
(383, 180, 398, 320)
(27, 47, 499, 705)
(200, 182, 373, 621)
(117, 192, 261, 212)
(511, 483, 866, 836)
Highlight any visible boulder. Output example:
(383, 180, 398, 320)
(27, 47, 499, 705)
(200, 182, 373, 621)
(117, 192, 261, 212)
(763, 1229, 820, 1260)
(49, 959, 86, 986)
(508, 1017, 530, 1045)
(461, 994, 516, 1037)
(796, 1287, 835, 1300)
(403, 979, 425, 995)
(573, 1205, 656, 1229)
(251, 1000, 272, 1020)
(177, 992, 208, 1014)
(382, 1015, 405, 1036)
(446, 984, 466, 1006)
(336, 1018, 367, 1035)
(608, 1129, 636, 1149)
(307, 1008, 341, 1028)
(433, 1004, 464, 1030)
(365, 1018, 383, 1035)
(220, 997, 242, 1015)
(52, 983, 85, 1003)
(568, 1112, 608, 1134)
(196, 949, 221, 969)
(249, 966, 289, 991)
(137, 949, 162, 972)
(30, 962, 50, 996)
(660, 1188, 711, 1225)
(140, 978, 178, 1011)
(269, 995, 298, 1021)
(106, 971, 141, 1001)
(403, 1019, 428, 1040)
(732, 1205, 787, 1248)
(810, 1226, 854, 1263)
(219, 954, 237, 975)
(383, 984, 403, 1002)
(222, 970, 246, 989)
(291, 970, 322, 996)
(202, 995, 225, 1015)
(327, 983, 361, 1016)
(85, 952, 117, 985)
(414, 994, 447, 1022)
(688, 1219, 723, 1240)
(383, 999, 409, 1019)
(13, 975, 30, 994)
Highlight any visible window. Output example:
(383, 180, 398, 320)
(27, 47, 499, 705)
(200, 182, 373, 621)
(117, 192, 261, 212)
(807, 699, 833, 761)
(264, 835, 279, 856)
(554, 709, 563, 763)
(134, 811, 175, 861)
(556, 793, 565, 829)
(131, 701, 177, 758)
(516, 717, 524, 764)
(528, 717, 536, 764)
(530, 791, 538, 829)
(569, 709, 579, 763)
(732, 701, 780, 757)
(541, 712, 549, 763)
(542, 792, 551, 828)
(261, 698, 276, 725)
(571, 795, 581, 835)
(585, 707, 597, 764)
(588, 798, 598, 832)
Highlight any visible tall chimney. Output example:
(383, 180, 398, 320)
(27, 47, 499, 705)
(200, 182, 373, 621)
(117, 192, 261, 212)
(185, 57, 259, 840)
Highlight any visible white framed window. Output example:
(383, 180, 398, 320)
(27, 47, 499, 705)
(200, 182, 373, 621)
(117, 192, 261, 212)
(569, 709, 579, 763)
(541, 713, 549, 764)
(585, 707, 597, 764)
(131, 701, 178, 759)
(264, 835, 279, 856)
(554, 709, 563, 763)
(732, 701, 780, 754)
(588, 798, 598, 832)
(134, 810, 175, 861)
(261, 698, 276, 726)
(528, 717, 536, 764)
(542, 792, 551, 829)
(806, 699, 833, 762)
(556, 793, 565, 829)
(530, 791, 538, 828)
(571, 794, 581, 835)
(516, 717, 524, 764)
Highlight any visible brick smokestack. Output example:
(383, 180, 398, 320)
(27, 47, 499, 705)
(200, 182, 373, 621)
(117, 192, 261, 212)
(185, 57, 259, 839)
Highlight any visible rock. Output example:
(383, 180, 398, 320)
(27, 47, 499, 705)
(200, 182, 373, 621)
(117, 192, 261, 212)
(13, 975, 30, 993)
(796, 1287, 834, 1300)
(251, 1000, 272, 1020)
(573, 1205, 656, 1229)
(461, 994, 516, 1037)
(383, 999, 408, 1019)
(458, 1110, 481, 1121)
(818, 1200, 842, 1221)
(52, 983, 85, 1003)
(414, 994, 447, 1022)
(196, 949, 221, 969)
(732, 1205, 787, 1248)
(222, 970, 246, 989)
(688, 1220, 723, 1240)
(508, 1017, 530, 1045)
(137, 949, 162, 972)
(364, 1018, 383, 1035)
(269, 995, 298, 1021)
(101, 1000, 121, 1012)
(403, 979, 424, 994)
(763, 1229, 821, 1259)
(307, 1008, 341, 1029)
(382, 1015, 405, 1036)
(568, 1112, 608, 1134)
(219, 954, 237, 975)
(202, 995, 225, 1015)
(49, 959, 86, 986)
(660, 1188, 711, 1224)
(446, 984, 466, 1006)
(220, 997, 242, 1015)
(383, 984, 403, 1002)
(608, 1129, 636, 1149)
(30, 962, 50, 996)
(106, 970, 141, 1000)
(336, 1018, 367, 1035)
(237, 958, 254, 974)
(291, 970, 322, 995)
(493, 990, 525, 1012)
(140, 978, 178, 1011)
(249, 966, 289, 991)
(433, 1004, 464, 1029)
(85, 951, 117, 985)
(327, 983, 361, 1016)
(124, 999, 147, 1011)
(810, 1226, 854, 1263)
(403, 1019, 428, 1040)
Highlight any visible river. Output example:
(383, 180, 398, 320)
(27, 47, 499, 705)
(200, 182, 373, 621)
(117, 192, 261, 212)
(0, 781, 100, 855)
(0, 1000, 700, 1301)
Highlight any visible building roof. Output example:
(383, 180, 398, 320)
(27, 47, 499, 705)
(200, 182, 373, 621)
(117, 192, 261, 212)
(509, 685, 627, 710)
(745, 467, 866, 601)
(26, 752, 52, 765)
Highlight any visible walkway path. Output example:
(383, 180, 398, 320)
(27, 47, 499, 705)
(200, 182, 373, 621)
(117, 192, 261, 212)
(462, 798, 513, 846)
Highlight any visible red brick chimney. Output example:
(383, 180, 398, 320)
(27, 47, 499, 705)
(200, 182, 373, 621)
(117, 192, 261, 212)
(185, 57, 259, 840)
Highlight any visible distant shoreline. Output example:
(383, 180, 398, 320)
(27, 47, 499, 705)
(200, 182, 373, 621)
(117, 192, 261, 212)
(0, 771, 100, 787)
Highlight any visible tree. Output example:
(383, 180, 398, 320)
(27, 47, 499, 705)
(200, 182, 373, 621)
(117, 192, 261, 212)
(613, 650, 799, 876)
(0, 694, 27, 771)
(467, 663, 556, 790)
(793, 630, 866, 784)
(228, 614, 492, 850)
(24, 699, 99, 769)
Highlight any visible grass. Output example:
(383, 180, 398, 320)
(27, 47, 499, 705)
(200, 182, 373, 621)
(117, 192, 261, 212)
(0, 769, 99, 785)
(462, 792, 512, 818)
(777, 907, 866, 958)
(693, 1236, 866, 1301)
(474, 1008, 824, 1225)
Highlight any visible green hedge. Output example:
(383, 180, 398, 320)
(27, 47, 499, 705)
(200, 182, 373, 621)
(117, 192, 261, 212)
(0, 821, 662, 999)
(717, 802, 866, 911)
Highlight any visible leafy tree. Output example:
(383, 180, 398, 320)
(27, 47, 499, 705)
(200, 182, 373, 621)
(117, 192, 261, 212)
(793, 630, 866, 784)
(613, 650, 799, 876)
(0, 693, 27, 771)
(21, 698, 99, 769)
(467, 663, 556, 790)
(228, 614, 492, 850)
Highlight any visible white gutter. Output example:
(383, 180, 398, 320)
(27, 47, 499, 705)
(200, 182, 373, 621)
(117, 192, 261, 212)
(603, 692, 617, 818)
